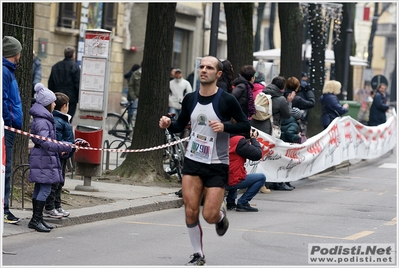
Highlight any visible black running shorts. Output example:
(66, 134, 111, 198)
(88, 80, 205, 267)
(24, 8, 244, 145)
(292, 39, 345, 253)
(182, 157, 228, 188)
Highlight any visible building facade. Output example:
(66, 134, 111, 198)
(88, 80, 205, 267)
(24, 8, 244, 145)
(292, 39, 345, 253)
(33, 2, 205, 115)
(32, 2, 396, 112)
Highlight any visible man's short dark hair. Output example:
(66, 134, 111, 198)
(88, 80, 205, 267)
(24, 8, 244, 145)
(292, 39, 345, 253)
(271, 76, 286, 90)
(203, 55, 223, 72)
(64, 46, 75, 59)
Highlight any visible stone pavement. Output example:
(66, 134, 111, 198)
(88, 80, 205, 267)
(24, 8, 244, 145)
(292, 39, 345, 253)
(2, 178, 183, 237)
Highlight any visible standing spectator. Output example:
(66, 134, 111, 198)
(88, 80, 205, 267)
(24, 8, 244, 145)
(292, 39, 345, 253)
(254, 71, 270, 193)
(28, 83, 73, 232)
(217, 59, 234, 93)
(250, 76, 294, 135)
(300, 72, 310, 91)
(319, 80, 349, 129)
(252, 71, 266, 99)
(265, 78, 301, 191)
(358, 89, 376, 125)
(251, 70, 270, 192)
(2, 36, 23, 224)
(159, 56, 250, 265)
(275, 107, 306, 191)
(226, 128, 266, 212)
(127, 64, 142, 124)
(232, 65, 257, 118)
(32, 50, 42, 98)
(169, 68, 193, 118)
(294, 73, 315, 137)
(124, 63, 140, 83)
(170, 67, 176, 81)
(48, 46, 80, 122)
(368, 83, 390, 126)
(186, 66, 195, 89)
(44, 93, 76, 219)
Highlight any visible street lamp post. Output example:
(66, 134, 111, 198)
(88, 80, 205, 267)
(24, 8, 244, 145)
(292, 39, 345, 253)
(209, 3, 220, 57)
(342, 3, 354, 101)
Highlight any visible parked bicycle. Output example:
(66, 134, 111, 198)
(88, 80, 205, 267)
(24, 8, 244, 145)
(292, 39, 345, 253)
(163, 113, 187, 182)
(105, 101, 136, 141)
(163, 127, 185, 182)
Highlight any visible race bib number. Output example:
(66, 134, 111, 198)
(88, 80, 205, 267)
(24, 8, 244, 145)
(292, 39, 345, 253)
(187, 132, 214, 164)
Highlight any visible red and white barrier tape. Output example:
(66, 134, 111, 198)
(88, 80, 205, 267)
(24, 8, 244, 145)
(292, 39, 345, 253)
(4, 125, 188, 153)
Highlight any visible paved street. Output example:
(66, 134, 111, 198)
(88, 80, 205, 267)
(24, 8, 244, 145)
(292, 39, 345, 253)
(2, 149, 396, 267)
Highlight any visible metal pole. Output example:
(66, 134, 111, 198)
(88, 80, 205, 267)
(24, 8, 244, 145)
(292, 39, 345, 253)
(342, 3, 354, 101)
(209, 3, 220, 57)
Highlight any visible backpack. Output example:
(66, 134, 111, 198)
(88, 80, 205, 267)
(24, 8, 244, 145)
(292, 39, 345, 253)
(252, 92, 272, 121)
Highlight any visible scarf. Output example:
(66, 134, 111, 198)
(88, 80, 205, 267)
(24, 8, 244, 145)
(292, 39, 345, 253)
(246, 83, 256, 118)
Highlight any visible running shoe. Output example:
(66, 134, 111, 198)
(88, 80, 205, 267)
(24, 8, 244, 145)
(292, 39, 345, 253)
(56, 207, 70, 217)
(4, 211, 20, 224)
(43, 208, 63, 219)
(186, 253, 206, 266)
(215, 201, 229, 236)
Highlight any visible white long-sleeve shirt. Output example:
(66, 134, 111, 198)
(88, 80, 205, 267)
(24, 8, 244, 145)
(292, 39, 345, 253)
(169, 78, 193, 109)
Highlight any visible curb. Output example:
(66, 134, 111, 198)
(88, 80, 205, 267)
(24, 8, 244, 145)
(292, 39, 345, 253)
(47, 198, 184, 227)
(3, 198, 184, 237)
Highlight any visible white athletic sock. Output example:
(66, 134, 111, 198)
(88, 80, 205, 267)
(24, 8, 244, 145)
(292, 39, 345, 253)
(187, 221, 204, 257)
(218, 210, 225, 223)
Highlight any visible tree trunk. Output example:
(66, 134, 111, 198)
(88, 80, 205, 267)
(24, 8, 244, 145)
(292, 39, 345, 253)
(306, 4, 325, 138)
(224, 3, 254, 78)
(333, 3, 355, 100)
(2, 3, 34, 175)
(110, 3, 176, 184)
(278, 3, 303, 79)
(254, 3, 265, 52)
(367, 3, 391, 68)
(269, 3, 276, 50)
(367, 3, 379, 69)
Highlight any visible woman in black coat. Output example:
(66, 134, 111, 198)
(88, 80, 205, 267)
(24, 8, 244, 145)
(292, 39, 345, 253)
(368, 83, 390, 126)
(319, 80, 349, 129)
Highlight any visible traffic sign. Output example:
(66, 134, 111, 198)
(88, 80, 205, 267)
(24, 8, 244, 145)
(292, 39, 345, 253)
(371, 75, 388, 90)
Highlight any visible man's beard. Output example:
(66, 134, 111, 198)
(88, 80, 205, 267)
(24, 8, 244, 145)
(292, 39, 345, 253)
(200, 80, 215, 86)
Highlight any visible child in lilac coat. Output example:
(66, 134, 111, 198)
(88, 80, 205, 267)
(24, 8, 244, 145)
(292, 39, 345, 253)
(28, 83, 73, 232)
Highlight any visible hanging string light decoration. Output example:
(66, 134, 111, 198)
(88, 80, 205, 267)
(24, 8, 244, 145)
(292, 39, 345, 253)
(300, 2, 343, 89)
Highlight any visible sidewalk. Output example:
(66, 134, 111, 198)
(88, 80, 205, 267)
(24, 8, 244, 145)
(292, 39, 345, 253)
(2, 179, 183, 237)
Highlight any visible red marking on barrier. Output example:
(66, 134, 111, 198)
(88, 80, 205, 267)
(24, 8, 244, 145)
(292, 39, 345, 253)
(257, 138, 276, 160)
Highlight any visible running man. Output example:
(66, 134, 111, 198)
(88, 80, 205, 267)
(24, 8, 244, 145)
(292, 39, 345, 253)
(159, 55, 250, 265)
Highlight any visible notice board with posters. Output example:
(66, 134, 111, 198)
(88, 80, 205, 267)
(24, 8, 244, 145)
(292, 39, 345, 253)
(79, 29, 111, 112)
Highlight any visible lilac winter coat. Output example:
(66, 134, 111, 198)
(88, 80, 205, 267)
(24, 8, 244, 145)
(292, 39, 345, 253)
(28, 103, 72, 184)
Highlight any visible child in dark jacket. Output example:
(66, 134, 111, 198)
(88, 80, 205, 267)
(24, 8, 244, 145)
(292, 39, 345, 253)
(44, 92, 75, 218)
(270, 107, 304, 191)
(28, 84, 73, 232)
(280, 107, 304, 144)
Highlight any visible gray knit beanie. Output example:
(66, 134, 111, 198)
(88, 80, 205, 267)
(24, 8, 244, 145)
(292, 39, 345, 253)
(2, 36, 22, 58)
(291, 107, 305, 120)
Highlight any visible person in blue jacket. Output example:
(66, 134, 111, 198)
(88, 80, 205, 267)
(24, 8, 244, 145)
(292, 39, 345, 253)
(2, 36, 23, 224)
(319, 80, 349, 129)
(368, 83, 390, 126)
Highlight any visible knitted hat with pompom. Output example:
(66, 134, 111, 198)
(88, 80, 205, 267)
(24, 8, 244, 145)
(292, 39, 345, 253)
(34, 83, 56, 107)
